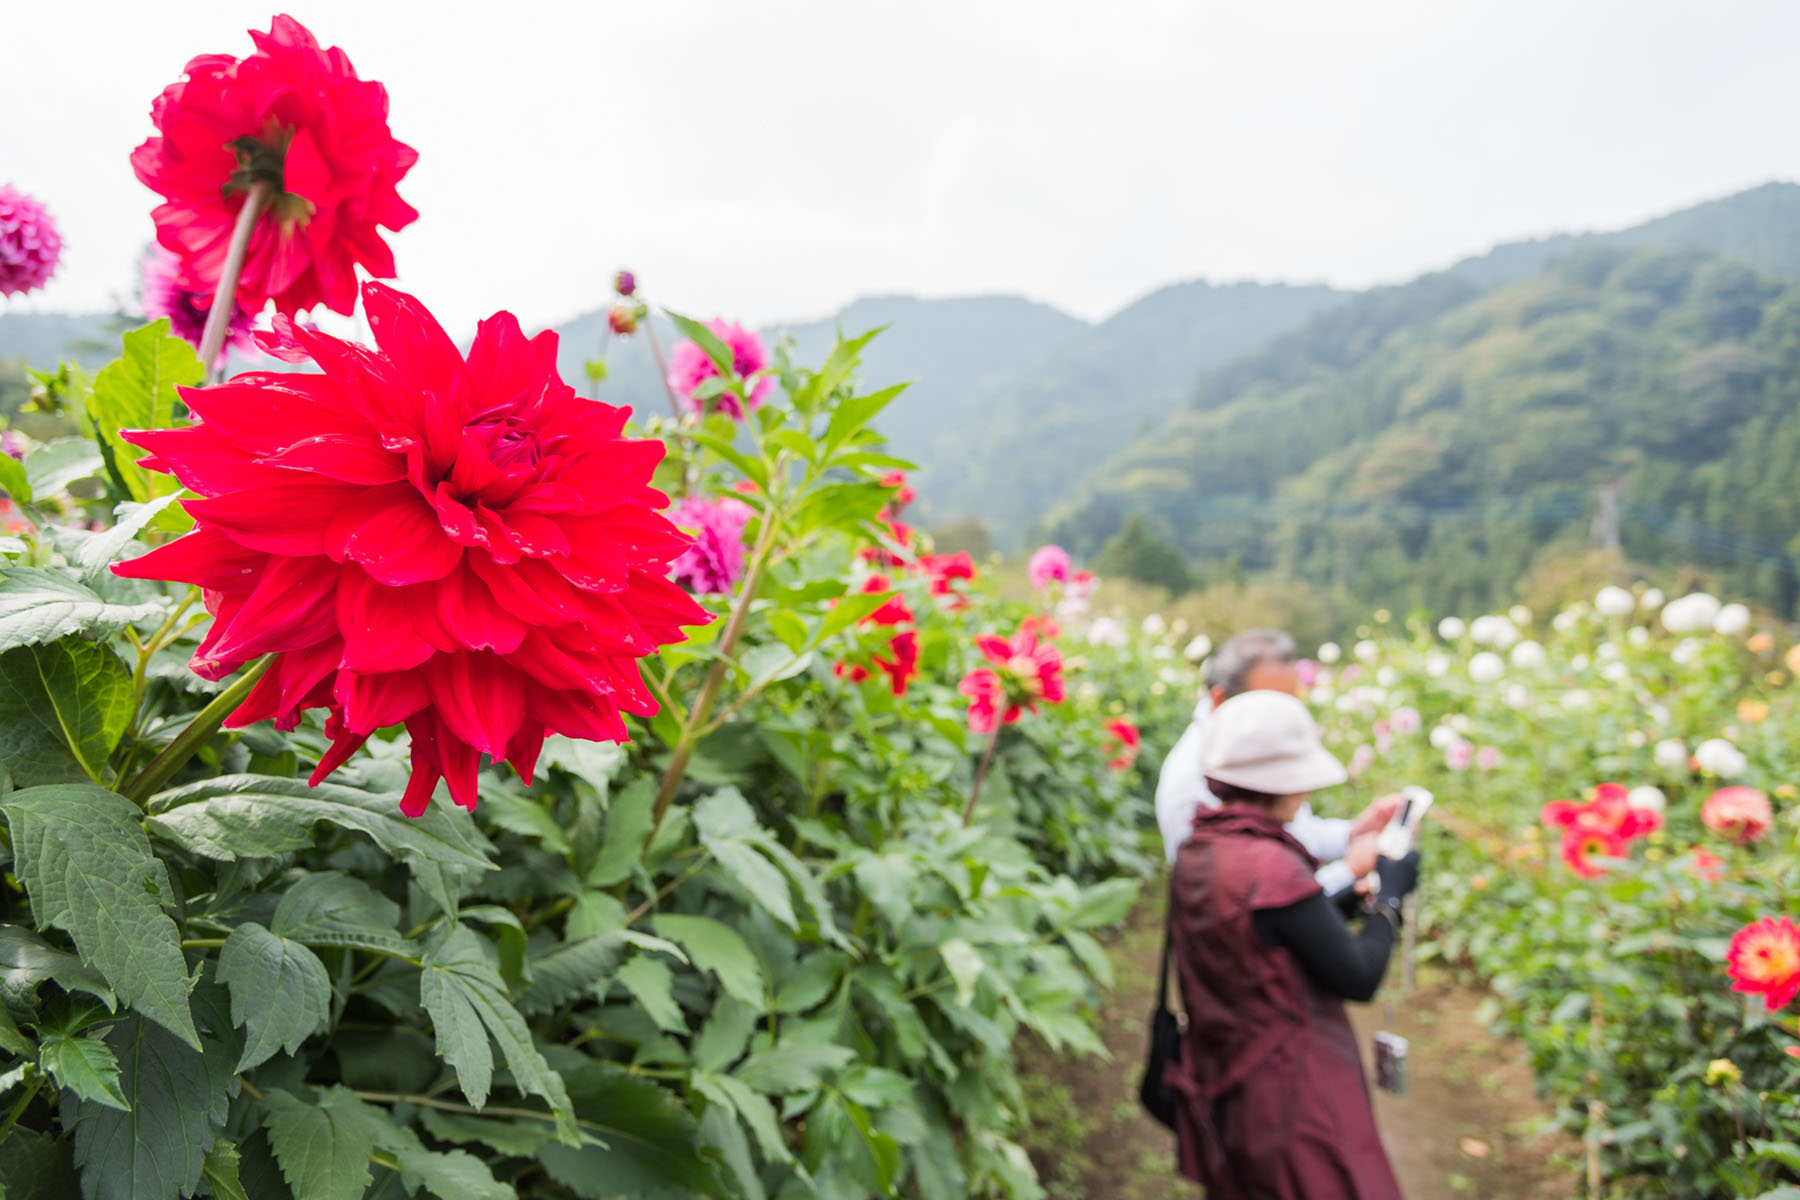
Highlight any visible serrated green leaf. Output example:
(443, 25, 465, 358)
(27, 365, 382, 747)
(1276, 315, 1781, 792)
(199, 1138, 252, 1200)
(802, 1090, 901, 1195)
(694, 1071, 792, 1164)
(419, 925, 577, 1144)
(476, 790, 572, 854)
(0, 452, 29, 504)
(698, 1102, 765, 1200)
(694, 790, 797, 930)
(148, 775, 494, 914)
(539, 1060, 731, 1199)
(766, 610, 807, 653)
(816, 590, 895, 645)
(615, 955, 686, 1033)
(822, 382, 905, 456)
(416, 1108, 554, 1159)
(269, 872, 414, 957)
(63, 974, 238, 1200)
(260, 1088, 380, 1200)
(218, 923, 331, 1071)
(72, 495, 187, 584)
(0, 784, 197, 1047)
(88, 320, 203, 502)
(666, 312, 739, 383)
(0, 569, 164, 653)
(376, 1117, 515, 1200)
(652, 915, 764, 1008)
(586, 776, 655, 887)
(0, 640, 133, 787)
(938, 939, 985, 1007)
(0, 1127, 79, 1200)
(38, 1030, 127, 1110)
(788, 482, 891, 541)
(0, 1001, 28, 1058)
(1063, 877, 1140, 929)
(517, 930, 632, 1016)
(732, 1041, 854, 1095)
(0, 924, 115, 1010)
(692, 999, 758, 1074)
(22, 440, 102, 502)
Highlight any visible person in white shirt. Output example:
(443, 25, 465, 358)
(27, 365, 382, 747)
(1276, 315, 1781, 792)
(1156, 629, 1398, 895)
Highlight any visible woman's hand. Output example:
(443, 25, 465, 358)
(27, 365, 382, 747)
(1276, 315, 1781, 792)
(1344, 832, 1381, 879)
(1350, 794, 1403, 839)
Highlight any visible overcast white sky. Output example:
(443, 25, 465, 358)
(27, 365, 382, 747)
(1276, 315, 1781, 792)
(5, 1, 1799, 336)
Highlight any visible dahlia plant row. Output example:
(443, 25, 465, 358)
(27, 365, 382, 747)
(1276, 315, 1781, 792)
(0, 15, 1193, 1199)
(1314, 595, 1800, 1198)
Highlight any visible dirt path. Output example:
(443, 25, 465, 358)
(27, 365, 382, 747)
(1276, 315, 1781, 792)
(1020, 889, 1581, 1199)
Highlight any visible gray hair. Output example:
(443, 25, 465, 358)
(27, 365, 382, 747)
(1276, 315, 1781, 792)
(1204, 629, 1297, 698)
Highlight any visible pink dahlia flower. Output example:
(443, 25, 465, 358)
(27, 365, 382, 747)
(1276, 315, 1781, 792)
(1475, 746, 1503, 771)
(0, 185, 62, 297)
(669, 495, 754, 595)
(131, 15, 418, 318)
(1703, 786, 1773, 845)
(1027, 544, 1071, 589)
(142, 247, 255, 363)
(667, 320, 773, 419)
(959, 619, 1066, 734)
(113, 281, 708, 817)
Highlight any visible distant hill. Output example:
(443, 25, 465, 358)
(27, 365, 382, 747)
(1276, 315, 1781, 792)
(1044, 244, 1800, 618)
(0, 312, 125, 368)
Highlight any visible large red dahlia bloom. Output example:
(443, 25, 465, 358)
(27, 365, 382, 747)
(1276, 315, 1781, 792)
(1728, 916, 1800, 1011)
(114, 282, 708, 816)
(132, 14, 419, 318)
(959, 619, 1066, 734)
(1540, 782, 1658, 878)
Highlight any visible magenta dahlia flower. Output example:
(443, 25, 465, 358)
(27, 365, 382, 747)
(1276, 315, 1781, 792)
(667, 320, 773, 419)
(142, 247, 255, 362)
(113, 281, 708, 817)
(669, 495, 754, 594)
(0, 185, 62, 298)
(1027, 544, 1071, 590)
(131, 15, 418, 318)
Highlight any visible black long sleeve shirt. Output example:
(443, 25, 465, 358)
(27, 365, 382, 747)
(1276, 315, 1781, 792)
(1251, 893, 1396, 1002)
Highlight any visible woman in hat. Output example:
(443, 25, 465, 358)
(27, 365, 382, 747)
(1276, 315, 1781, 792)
(1166, 689, 1418, 1198)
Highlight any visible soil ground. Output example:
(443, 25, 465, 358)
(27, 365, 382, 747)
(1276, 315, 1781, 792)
(1019, 889, 1583, 1199)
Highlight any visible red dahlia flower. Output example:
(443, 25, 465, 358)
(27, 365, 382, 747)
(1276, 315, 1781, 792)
(1104, 717, 1140, 772)
(917, 551, 976, 608)
(959, 621, 1066, 734)
(1541, 783, 1657, 878)
(859, 573, 914, 627)
(1728, 916, 1800, 1011)
(132, 14, 419, 318)
(881, 471, 917, 511)
(114, 282, 708, 816)
(1702, 786, 1773, 845)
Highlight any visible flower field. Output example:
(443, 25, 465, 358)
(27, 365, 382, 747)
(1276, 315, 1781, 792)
(1312, 594, 1800, 1198)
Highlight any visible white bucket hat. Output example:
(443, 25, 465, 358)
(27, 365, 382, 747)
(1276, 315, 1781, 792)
(1201, 690, 1348, 795)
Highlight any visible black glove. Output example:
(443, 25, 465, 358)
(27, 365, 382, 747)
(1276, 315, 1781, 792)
(1375, 850, 1421, 913)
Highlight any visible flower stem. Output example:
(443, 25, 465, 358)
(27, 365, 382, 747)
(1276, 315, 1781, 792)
(0, 1071, 41, 1142)
(961, 726, 1003, 828)
(197, 179, 273, 379)
(120, 654, 274, 805)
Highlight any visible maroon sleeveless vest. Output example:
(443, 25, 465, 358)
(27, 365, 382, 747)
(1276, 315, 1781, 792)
(1166, 804, 1403, 1199)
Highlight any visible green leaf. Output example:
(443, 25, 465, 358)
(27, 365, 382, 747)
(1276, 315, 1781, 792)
(666, 312, 739, 382)
(218, 923, 331, 1071)
(788, 482, 892, 540)
(692, 999, 758, 1074)
(585, 777, 655, 887)
(87, 320, 203, 502)
(376, 1118, 514, 1200)
(1062, 877, 1140, 929)
(0, 783, 197, 1048)
(199, 1139, 253, 1200)
(766, 610, 807, 653)
(0, 640, 133, 786)
(0, 923, 115, 1010)
(0, 1000, 28, 1058)
(815, 590, 895, 645)
(518, 929, 662, 1016)
(796, 327, 885, 414)
(416, 1108, 553, 1159)
(732, 1041, 854, 1094)
(22, 439, 103, 502)
(0, 1128, 79, 1200)
(938, 939, 985, 1007)
(615, 955, 686, 1033)
(652, 915, 764, 1008)
(0, 569, 164, 652)
(269, 872, 413, 957)
(694, 789, 796, 929)
(72, 495, 187, 584)
(693, 1071, 791, 1165)
(419, 925, 577, 1144)
(0, 452, 29, 504)
(539, 1061, 731, 1199)
(63, 977, 238, 1200)
(802, 1090, 901, 1196)
(822, 382, 906, 456)
(38, 1030, 127, 1110)
(260, 1088, 381, 1200)
(148, 775, 494, 913)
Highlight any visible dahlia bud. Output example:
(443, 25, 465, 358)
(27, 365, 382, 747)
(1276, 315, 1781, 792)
(608, 304, 638, 336)
(614, 269, 637, 297)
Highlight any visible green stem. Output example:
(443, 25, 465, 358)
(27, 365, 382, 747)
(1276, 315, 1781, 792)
(961, 726, 1003, 828)
(0, 1070, 41, 1142)
(198, 180, 273, 378)
(120, 654, 275, 805)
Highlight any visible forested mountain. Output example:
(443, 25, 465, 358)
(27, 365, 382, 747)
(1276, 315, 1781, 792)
(1044, 245, 1800, 618)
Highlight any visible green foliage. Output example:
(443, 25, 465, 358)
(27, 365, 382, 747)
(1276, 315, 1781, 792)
(1091, 513, 1194, 594)
(0, 321, 1190, 1200)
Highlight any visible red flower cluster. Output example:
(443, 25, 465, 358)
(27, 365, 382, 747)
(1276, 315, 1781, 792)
(1727, 916, 1800, 1011)
(917, 551, 976, 610)
(1702, 786, 1773, 845)
(132, 15, 418, 318)
(1540, 783, 1660, 878)
(1104, 717, 1140, 772)
(959, 617, 1066, 734)
(833, 574, 921, 696)
(860, 473, 918, 568)
(114, 282, 707, 817)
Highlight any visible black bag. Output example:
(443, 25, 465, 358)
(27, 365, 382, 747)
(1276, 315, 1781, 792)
(1138, 902, 1183, 1130)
